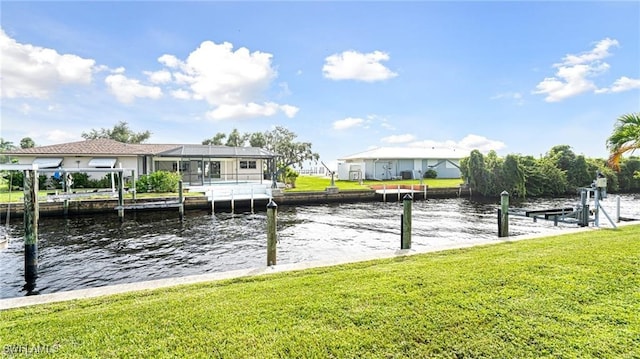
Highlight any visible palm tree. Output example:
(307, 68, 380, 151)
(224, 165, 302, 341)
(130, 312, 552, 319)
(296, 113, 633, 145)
(606, 112, 640, 171)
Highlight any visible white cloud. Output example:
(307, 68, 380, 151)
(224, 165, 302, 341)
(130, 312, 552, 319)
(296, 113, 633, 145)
(323, 50, 397, 82)
(381, 134, 416, 144)
(532, 38, 637, 102)
(155, 40, 294, 120)
(145, 70, 172, 84)
(0, 28, 95, 99)
(562, 38, 618, 65)
(280, 104, 300, 118)
(171, 89, 192, 100)
(596, 76, 640, 94)
(158, 54, 181, 68)
(173, 41, 276, 106)
(409, 134, 505, 153)
(105, 74, 163, 103)
(333, 117, 365, 130)
(207, 102, 299, 121)
(457, 134, 506, 152)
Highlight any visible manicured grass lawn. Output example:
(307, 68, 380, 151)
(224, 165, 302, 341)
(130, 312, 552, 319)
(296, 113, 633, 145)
(1, 225, 638, 358)
(289, 175, 463, 192)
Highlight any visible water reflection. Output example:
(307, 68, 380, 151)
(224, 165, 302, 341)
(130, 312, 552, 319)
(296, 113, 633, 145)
(1, 195, 637, 299)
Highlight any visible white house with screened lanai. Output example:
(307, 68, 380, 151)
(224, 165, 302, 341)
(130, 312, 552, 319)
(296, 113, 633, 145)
(338, 147, 467, 180)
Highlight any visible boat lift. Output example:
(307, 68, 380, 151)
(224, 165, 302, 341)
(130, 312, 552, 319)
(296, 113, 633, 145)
(508, 173, 617, 229)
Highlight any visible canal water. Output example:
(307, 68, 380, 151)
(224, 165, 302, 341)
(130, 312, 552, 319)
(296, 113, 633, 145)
(1, 195, 638, 299)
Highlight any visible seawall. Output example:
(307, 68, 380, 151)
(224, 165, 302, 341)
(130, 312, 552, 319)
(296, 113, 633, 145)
(0, 187, 465, 219)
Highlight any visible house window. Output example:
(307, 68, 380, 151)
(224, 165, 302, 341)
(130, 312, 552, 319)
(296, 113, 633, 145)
(239, 160, 257, 169)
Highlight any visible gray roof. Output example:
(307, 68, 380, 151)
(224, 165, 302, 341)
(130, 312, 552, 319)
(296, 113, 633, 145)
(157, 145, 277, 158)
(4, 139, 277, 158)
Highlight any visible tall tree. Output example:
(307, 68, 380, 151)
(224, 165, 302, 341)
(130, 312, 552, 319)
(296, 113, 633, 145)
(460, 150, 487, 194)
(263, 126, 319, 170)
(546, 145, 576, 172)
(20, 137, 36, 149)
(202, 132, 227, 145)
(82, 121, 151, 144)
(607, 112, 640, 171)
(0, 138, 16, 164)
(225, 129, 249, 147)
(502, 154, 526, 198)
(249, 132, 266, 148)
(0, 138, 14, 151)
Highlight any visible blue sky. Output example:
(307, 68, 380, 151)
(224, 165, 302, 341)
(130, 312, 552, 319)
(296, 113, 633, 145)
(1, 1, 639, 167)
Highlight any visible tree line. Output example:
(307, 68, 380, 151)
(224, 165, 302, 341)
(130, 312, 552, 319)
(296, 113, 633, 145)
(460, 113, 640, 198)
(460, 146, 640, 198)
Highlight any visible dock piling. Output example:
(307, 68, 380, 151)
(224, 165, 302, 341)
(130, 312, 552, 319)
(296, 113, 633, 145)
(23, 168, 39, 292)
(251, 186, 254, 213)
(178, 180, 184, 221)
(117, 171, 125, 220)
(267, 200, 278, 266)
(401, 194, 412, 249)
(498, 191, 509, 237)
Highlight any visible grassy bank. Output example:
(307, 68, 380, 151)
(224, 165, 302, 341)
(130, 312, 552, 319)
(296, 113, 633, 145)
(1, 225, 638, 358)
(288, 176, 463, 192)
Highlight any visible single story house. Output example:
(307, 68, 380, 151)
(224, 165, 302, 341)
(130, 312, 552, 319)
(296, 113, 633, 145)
(338, 147, 467, 180)
(5, 139, 277, 185)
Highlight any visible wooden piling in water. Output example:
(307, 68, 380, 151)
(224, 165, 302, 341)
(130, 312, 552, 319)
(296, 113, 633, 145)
(499, 191, 509, 237)
(23, 168, 39, 292)
(178, 180, 184, 221)
(267, 200, 278, 266)
(401, 194, 412, 249)
(251, 187, 254, 213)
(117, 171, 124, 220)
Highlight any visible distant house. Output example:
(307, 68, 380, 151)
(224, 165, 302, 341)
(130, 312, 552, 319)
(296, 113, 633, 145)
(5, 139, 277, 185)
(338, 147, 467, 180)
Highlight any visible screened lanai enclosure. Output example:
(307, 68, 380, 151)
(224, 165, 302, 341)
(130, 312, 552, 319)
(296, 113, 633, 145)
(151, 145, 277, 186)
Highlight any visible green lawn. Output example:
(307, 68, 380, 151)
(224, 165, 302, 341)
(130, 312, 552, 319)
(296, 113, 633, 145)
(289, 175, 463, 192)
(1, 225, 638, 358)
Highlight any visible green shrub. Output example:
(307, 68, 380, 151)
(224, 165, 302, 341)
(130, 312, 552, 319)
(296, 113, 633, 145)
(136, 171, 181, 193)
(284, 167, 299, 188)
(71, 172, 91, 188)
(423, 169, 438, 179)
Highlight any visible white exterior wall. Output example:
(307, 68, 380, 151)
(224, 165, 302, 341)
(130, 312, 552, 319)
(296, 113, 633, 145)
(343, 157, 462, 179)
